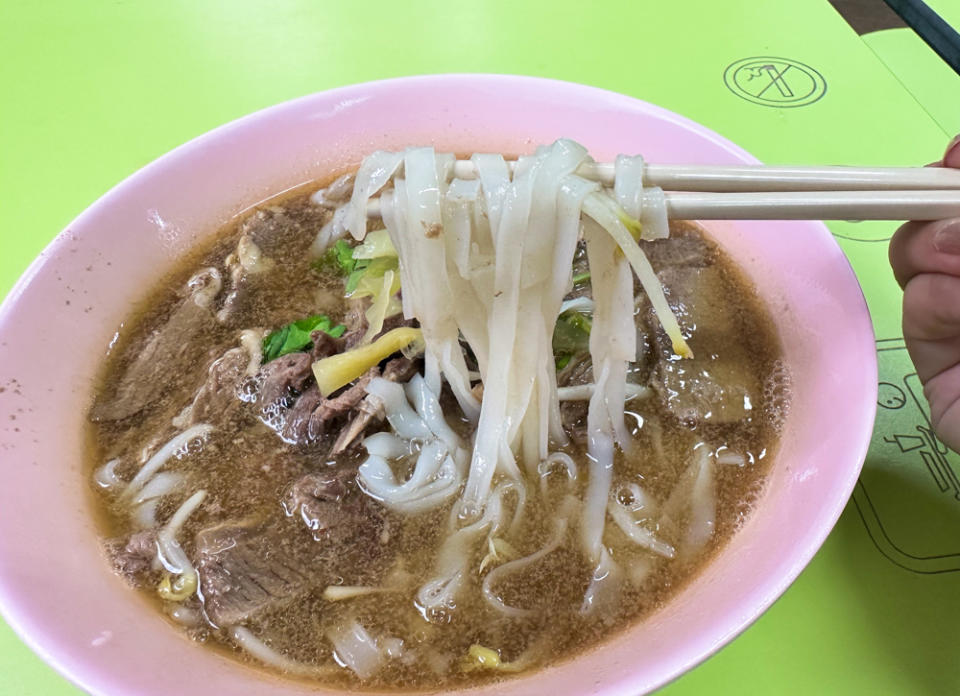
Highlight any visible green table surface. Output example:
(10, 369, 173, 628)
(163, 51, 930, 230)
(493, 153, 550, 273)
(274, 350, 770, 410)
(862, 0, 960, 138)
(2, 2, 958, 694)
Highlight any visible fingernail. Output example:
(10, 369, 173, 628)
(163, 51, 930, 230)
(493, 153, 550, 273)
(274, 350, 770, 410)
(933, 219, 960, 254)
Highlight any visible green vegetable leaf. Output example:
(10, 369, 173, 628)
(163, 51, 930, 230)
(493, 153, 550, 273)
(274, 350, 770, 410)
(345, 264, 369, 294)
(262, 315, 346, 362)
(317, 236, 401, 297)
(332, 240, 357, 273)
(572, 271, 591, 285)
(552, 310, 592, 370)
(314, 239, 360, 275)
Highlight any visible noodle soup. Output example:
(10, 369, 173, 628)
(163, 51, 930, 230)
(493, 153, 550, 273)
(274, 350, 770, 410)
(87, 141, 787, 689)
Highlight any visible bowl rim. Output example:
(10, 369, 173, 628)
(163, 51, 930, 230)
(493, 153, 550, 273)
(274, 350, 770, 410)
(0, 73, 879, 696)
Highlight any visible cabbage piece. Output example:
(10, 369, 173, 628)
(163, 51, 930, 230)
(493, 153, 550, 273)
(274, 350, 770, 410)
(352, 228, 397, 259)
(360, 270, 397, 344)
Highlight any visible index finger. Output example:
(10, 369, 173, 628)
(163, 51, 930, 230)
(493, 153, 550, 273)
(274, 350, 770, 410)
(889, 136, 960, 287)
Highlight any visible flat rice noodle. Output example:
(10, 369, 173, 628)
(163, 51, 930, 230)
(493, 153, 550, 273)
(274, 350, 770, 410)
(359, 447, 460, 514)
(684, 446, 716, 555)
(380, 186, 415, 320)
(460, 161, 531, 513)
(481, 495, 576, 617)
(441, 187, 491, 376)
(94, 458, 122, 489)
(157, 489, 206, 576)
(399, 149, 479, 418)
(133, 498, 160, 529)
(614, 155, 669, 242)
(358, 375, 468, 514)
(419, 480, 515, 612)
(403, 375, 460, 451)
(581, 192, 691, 358)
(576, 217, 636, 566)
(310, 204, 350, 257)
(470, 153, 511, 239)
(584, 219, 635, 449)
(580, 546, 622, 616)
(614, 154, 646, 221)
(418, 513, 489, 612)
(503, 143, 589, 478)
(347, 151, 404, 240)
(559, 296, 594, 314)
(640, 187, 670, 240)
(581, 416, 615, 562)
(233, 626, 334, 677)
(123, 424, 213, 502)
(132, 471, 184, 505)
(362, 432, 408, 459)
(327, 620, 382, 679)
(443, 178, 480, 278)
(608, 501, 676, 558)
(365, 378, 432, 441)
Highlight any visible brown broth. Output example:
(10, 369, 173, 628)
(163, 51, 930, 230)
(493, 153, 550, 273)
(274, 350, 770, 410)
(86, 181, 787, 691)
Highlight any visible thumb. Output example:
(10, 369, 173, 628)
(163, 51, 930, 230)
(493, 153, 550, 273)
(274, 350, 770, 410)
(944, 135, 960, 168)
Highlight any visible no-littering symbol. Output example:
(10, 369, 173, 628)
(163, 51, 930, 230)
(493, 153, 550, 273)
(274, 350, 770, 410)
(723, 57, 826, 108)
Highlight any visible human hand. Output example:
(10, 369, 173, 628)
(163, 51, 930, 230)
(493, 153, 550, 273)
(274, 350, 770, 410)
(889, 136, 960, 451)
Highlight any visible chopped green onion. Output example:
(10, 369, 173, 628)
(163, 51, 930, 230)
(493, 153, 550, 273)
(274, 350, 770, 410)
(572, 271, 591, 285)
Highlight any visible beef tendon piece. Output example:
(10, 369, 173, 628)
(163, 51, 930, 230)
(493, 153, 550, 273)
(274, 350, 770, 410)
(197, 471, 388, 626)
(91, 268, 222, 421)
(104, 530, 158, 585)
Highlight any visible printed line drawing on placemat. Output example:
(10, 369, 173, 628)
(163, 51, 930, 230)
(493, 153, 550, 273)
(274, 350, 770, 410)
(854, 337, 960, 573)
(831, 229, 893, 243)
(723, 56, 827, 108)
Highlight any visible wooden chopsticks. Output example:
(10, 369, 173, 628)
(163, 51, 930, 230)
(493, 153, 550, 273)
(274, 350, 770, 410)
(364, 162, 960, 221)
(665, 190, 960, 221)
(452, 161, 960, 192)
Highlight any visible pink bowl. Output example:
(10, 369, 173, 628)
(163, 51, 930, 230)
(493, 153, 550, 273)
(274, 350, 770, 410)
(0, 75, 876, 695)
